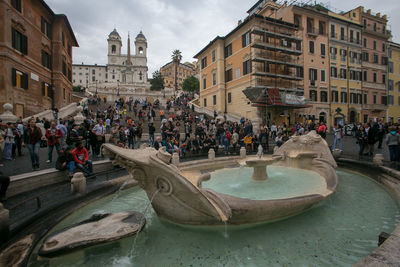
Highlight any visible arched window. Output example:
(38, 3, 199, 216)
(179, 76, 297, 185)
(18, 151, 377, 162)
(138, 47, 144, 54)
(111, 45, 116, 53)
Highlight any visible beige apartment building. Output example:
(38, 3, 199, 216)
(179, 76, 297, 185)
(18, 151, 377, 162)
(160, 61, 196, 91)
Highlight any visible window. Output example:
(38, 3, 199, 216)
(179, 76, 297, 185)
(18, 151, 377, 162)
(363, 38, 367, 48)
(309, 68, 318, 84)
(11, 0, 21, 12)
(203, 78, 207, 89)
(350, 93, 357, 104)
(330, 24, 336, 38)
(62, 61, 67, 76)
(388, 95, 394, 105)
(356, 32, 360, 44)
(389, 49, 392, 58)
(294, 14, 301, 27)
(212, 50, 216, 62)
(92, 76, 95, 82)
(364, 94, 368, 104)
(320, 43, 326, 56)
(41, 50, 52, 69)
(235, 67, 241, 79)
(225, 69, 233, 82)
(331, 91, 339, 102)
(340, 27, 345, 40)
(321, 91, 328, 102)
(373, 72, 377, 83)
(350, 30, 354, 42)
(42, 82, 49, 97)
(373, 94, 377, 104)
(63, 88, 66, 100)
(41, 17, 52, 38)
(363, 19, 367, 28)
(319, 21, 325, 35)
(307, 18, 314, 33)
(212, 72, 216, 85)
(382, 43, 386, 52)
(203, 98, 207, 107)
(362, 52, 369, 62)
(224, 44, 232, 58)
(92, 69, 95, 75)
(389, 79, 394, 91)
(201, 57, 207, 69)
(358, 93, 362, 104)
(228, 92, 232, 103)
(11, 27, 28, 55)
(382, 56, 388, 65)
(242, 31, 251, 47)
(340, 68, 347, 79)
(373, 40, 377, 50)
(296, 67, 303, 78)
(213, 95, 216, 105)
(243, 60, 251, 75)
(309, 41, 314, 53)
(330, 47, 337, 59)
(321, 69, 326, 82)
(389, 62, 394, 73)
(340, 49, 346, 61)
(374, 23, 377, 31)
(330, 67, 337, 78)
(310, 90, 317, 101)
(382, 74, 386, 84)
(62, 32, 65, 47)
(11, 68, 28, 89)
(341, 92, 348, 103)
(111, 45, 116, 53)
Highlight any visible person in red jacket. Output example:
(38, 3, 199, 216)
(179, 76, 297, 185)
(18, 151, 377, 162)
(72, 141, 93, 176)
(45, 121, 63, 163)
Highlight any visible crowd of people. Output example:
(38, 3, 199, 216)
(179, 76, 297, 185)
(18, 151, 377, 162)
(2, 92, 400, 181)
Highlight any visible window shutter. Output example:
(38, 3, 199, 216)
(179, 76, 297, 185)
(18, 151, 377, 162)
(23, 72, 28, 89)
(41, 18, 45, 33)
(11, 28, 16, 48)
(242, 34, 246, 48)
(11, 68, 16, 86)
(42, 82, 45, 96)
(22, 34, 28, 55)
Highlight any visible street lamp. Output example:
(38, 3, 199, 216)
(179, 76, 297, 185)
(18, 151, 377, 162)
(117, 80, 120, 96)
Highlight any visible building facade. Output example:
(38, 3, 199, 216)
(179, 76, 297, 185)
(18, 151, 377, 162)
(160, 61, 196, 90)
(346, 7, 390, 123)
(387, 42, 400, 123)
(0, 0, 78, 117)
(72, 29, 150, 96)
(194, 1, 307, 127)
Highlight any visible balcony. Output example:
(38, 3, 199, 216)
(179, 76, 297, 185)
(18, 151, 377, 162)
(252, 42, 302, 55)
(306, 27, 318, 37)
(362, 82, 386, 90)
(363, 28, 392, 39)
(362, 104, 387, 111)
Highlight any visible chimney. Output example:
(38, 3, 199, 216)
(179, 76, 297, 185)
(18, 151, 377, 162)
(376, 12, 380, 18)
(383, 14, 387, 20)
(367, 9, 371, 14)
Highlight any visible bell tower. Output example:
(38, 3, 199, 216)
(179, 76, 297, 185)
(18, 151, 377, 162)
(107, 28, 122, 60)
(135, 31, 147, 57)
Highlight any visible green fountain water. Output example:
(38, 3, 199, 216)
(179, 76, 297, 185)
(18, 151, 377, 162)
(28, 168, 399, 267)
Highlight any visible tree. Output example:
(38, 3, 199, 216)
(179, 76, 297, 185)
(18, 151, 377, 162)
(72, 85, 82, 92)
(171, 49, 182, 92)
(182, 76, 199, 93)
(150, 71, 164, 91)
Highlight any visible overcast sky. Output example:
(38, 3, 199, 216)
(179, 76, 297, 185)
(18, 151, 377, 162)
(46, 0, 400, 77)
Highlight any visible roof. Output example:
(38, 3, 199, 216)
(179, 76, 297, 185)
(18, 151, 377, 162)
(136, 31, 146, 39)
(193, 13, 298, 58)
(109, 28, 121, 38)
(38, 0, 79, 47)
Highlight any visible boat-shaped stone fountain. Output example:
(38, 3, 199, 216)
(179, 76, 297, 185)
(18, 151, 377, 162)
(98, 130, 339, 226)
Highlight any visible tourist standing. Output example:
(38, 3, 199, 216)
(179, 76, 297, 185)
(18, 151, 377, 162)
(92, 120, 105, 157)
(45, 121, 63, 163)
(3, 123, 15, 161)
(23, 119, 43, 170)
(386, 128, 400, 162)
(332, 125, 343, 152)
(355, 126, 367, 157)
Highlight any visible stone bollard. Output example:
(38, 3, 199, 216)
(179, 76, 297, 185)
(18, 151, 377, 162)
(332, 149, 341, 159)
(171, 152, 179, 166)
(373, 154, 384, 166)
(71, 172, 86, 195)
(240, 146, 246, 158)
(208, 149, 215, 160)
(0, 203, 9, 242)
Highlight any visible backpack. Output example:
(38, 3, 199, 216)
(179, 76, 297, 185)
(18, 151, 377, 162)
(226, 131, 232, 140)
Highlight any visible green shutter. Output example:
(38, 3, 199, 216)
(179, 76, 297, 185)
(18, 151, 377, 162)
(11, 68, 16, 86)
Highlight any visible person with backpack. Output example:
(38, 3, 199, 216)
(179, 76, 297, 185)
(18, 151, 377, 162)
(317, 122, 327, 139)
(45, 121, 63, 163)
